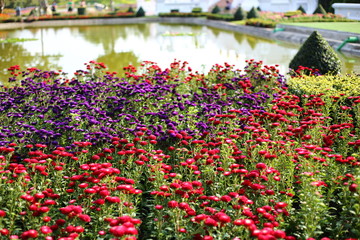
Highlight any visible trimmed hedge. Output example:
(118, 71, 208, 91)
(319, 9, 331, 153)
(159, 12, 209, 17)
(136, 7, 145, 17)
(297, 5, 306, 14)
(284, 10, 303, 17)
(207, 13, 234, 21)
(234, 6, 247, 21)
(313, 4, 327, 14)
(245, 18, 276, 28)
(211, 5, 221, 14)
(192, 7, 202, 13)
(247, 7, 260, 19)
(289, 31, 341, 75)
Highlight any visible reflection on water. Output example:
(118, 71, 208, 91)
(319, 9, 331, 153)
(0, 23, 359, 84)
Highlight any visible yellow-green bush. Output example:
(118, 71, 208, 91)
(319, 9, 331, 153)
(284, 10, 303, 17)
(288, 73, 360, 123)
(245, 18, 277, 28)
(288, 73, 360, 98)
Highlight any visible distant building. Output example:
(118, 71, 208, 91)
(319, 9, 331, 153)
(256, 0, 318, 14)
(232, 0, 259, 11)
(333, 3, 360, 20)
(137, 0, 218, 15)
(137, 0, 318, 15)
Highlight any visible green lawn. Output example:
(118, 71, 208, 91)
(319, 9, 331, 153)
(281, 22, 360, 34)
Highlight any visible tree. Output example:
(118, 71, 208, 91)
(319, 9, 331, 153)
(289, 31, 341, 75)
(247, 7, 260, 19)
(313, 4, 327, 14)
(233, 6, 246, 20)
(136, 6, 145, 17)
(297, 5, 306, 14)
(211, 5, 220, 14)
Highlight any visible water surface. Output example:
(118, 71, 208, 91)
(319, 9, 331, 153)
(1, 23, 359, 83)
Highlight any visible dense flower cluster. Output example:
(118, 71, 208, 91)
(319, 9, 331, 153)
(0, 60, 359, 239)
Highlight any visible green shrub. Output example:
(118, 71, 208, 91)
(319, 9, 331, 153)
(136, 6, 145, 17)
(288, 73, 360, 98)
(207, 14, 234, 21)
(284, 10, 302, 17)
(297, 5, 306, 14)
(159, 12, 208, 17)
(77, 7, 86, 15)
(192, 7, 202, 13)
(170, 9, 179, 13)
(233, 6, 246, 20)
(289, 31, 341, 75)
(257, 6, 261, 11)
(313, 4, 327, 14)
(245, 18, 276, 28)
(247, 7, 260, 19)
(127, 7, 135, 13)
(211, 5, 220, 14)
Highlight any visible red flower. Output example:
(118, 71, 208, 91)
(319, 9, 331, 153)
(349, 183, 358, 192)
(204, 217, 218, 227)
(78, 214, 91, 222)
(167, 200, 178, 208)
(0, 210, 6, 217)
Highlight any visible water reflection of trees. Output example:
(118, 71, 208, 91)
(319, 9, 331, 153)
(97, 51, 141, 76)
(0, 43, 61, 84)
(76, 24, 151, 54)
(233, 32, 245, 44)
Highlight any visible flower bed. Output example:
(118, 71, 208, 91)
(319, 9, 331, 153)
(158, 12, 209, 18)
(0, 12, 136, 23)
(0, 60, 359, 239)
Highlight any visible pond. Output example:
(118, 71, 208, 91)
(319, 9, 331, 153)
(1, 22, 360, 84)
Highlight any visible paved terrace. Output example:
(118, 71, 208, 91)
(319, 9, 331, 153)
(1, 17, 360, 56)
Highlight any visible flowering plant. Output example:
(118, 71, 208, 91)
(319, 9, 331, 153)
(0, 60, 359, 239)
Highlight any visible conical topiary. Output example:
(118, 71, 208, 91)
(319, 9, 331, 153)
(313, 4, 327, 14)
(247, 7, 260, 19)
(289, 31, 341, 75)
(136, 6, 145, 17)
(297, 5, 306, 14)
(233, 6, 246, 20)
(257, 6, 261, 11)
(127, 7, 135, 13)
(211, 5, 220, 14)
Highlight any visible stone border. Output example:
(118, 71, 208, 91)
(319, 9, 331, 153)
(0, 17, 359, 56)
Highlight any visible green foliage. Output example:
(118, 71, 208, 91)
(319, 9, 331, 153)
(233, 6, 246, 21)
(245, 18, 276, 28)
(207, 13, 234, 21)
(211, 5, 220, 14)
(136, 6, 145, 17)
(297, 5, 306, 13)
(257, 6, 261, 11)
(284, 10, 303, 17)
(288, 73, 360, 98)
(313, 4, 327, 14)
(289, 31, 341, 75)
(192, 7, 202, 13)
(159, 12, 208, 17)
(280, 13, 356, 23)
(127, 7, 135, 13)
(77, 7, 86, 15)
(247, 7, 260, 19)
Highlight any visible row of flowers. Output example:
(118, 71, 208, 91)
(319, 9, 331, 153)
(0, 60, 359, 239)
